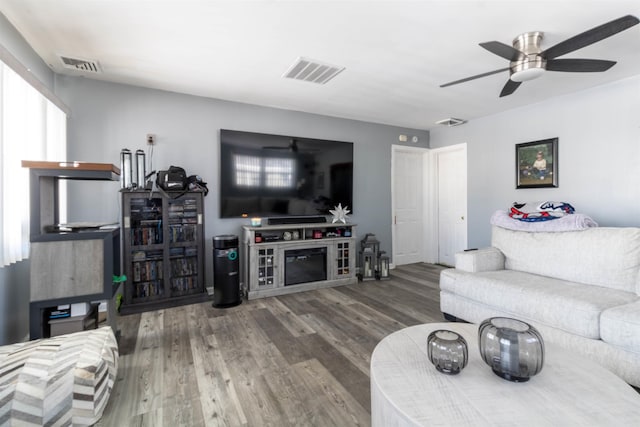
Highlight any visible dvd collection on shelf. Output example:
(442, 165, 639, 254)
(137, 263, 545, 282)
(131, 253, 164, 299)
(130, 198, 163, 245)
(169, 224, 196, 243)
(123, 192, 204, 310)
(129, 198, 165, 300)
(133, 258, 163, 282)
(170, 256, 198, 277)
(171, 276, 198, 293)
(131, 221, 162, 245)
(168, 199, 197, 243)
(168, 198, 199, 295)
(134, 281, 164, 298)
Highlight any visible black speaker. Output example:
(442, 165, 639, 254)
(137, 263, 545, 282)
(268, 216, 327, 225)
(212, 235, 241, 308)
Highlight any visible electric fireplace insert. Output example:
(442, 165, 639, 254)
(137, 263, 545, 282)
(284, 247, 327, 286)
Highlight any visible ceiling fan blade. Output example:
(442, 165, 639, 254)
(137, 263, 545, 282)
(546, 58, 616, 72)
(543, 15, 640, 60)
(499, 79, 521, 97)
(440, 67, 510, 88)
(479, 41, 524, 61)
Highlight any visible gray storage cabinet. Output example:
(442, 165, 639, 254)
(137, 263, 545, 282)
(242, 222, 357, 299)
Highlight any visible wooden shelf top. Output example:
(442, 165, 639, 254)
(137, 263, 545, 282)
(22, 160, 120, 175)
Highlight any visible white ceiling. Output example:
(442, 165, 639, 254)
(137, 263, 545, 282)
(1, 0, 640, 130)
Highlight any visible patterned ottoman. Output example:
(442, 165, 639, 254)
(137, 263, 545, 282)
(0, 326, 118, 426)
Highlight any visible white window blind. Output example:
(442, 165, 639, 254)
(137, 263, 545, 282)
(234, 154, 295, 189)
(264, 158, 294, 188)
(0, 60, 67, 267)
(234, 154, 261, 187)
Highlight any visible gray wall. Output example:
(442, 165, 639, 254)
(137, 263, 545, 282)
(430, 75, 640, 248)
(0, 13, 56, 344)
(54, 75, 430, 287)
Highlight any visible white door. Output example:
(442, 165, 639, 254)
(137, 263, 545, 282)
(392, 147, 425, 266)
(437, 146, 467, 266)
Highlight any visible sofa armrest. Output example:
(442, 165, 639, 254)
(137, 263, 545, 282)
(455, 247, 505, 273)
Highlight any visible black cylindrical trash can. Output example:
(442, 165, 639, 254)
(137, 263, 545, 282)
(212, 235, 242, 308)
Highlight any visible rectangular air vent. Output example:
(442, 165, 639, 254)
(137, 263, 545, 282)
(435, 117, 467, 127)
(283, 57, 345, 84)
(60, 56, 101, 73)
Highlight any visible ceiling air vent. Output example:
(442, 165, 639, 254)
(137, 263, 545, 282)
(60, 56, 101, 73)
(435, 117, 467, 127)
(283, 57, 345, 84)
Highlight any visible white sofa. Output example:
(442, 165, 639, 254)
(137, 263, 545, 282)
(440, 226, 640, 387)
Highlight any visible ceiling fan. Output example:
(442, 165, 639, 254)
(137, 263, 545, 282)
(441, 14, 639, 97)
(262, 138, 320, 153)
(263, 138, 300, 152)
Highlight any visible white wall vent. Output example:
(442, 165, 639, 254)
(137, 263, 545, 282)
(435, 117, 467, 127)
(283, 57, 345, 84)
(60, 56, 102, 73)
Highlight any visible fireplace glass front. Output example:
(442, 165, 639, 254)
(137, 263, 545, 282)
(284, 247, 327, 286)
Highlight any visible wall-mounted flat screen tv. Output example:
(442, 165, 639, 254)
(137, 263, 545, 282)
(220, 129, 353, 218)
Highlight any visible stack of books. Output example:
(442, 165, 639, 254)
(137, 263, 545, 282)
(47, 302, 92, 320)
(48, 305, 71, 319)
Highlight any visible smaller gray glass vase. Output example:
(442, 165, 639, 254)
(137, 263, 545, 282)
(478, 317, 545, 382)
(427, 330, 468, 375)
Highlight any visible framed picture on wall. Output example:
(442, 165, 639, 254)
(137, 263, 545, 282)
(516, 137, 558, 189)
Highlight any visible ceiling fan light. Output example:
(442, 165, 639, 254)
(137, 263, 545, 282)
(511, 67, 545, 82)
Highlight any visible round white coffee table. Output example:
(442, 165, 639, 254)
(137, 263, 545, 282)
(371, 323, 640, 426)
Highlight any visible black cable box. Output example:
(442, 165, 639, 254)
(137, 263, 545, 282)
(268, 216, 327, 225)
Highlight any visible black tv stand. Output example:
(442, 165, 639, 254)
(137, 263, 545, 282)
(268, 216, 326, 225)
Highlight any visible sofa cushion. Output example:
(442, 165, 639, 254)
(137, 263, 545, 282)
(454, 247, 504, 273)
(601, 302, 640, 354)
(440, 268, 638, 339)
(491, 226, 640, 294)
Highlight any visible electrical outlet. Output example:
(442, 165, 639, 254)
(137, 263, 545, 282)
(146, 134, 155, 145)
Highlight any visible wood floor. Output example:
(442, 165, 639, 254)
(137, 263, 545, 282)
(96, 263, 446, 427)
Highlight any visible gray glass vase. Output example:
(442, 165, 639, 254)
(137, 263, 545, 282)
(478, 317, 544, 382)
(427, 330, 468, 375)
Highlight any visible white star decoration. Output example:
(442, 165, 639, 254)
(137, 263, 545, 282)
(330, 203, 350, 224)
